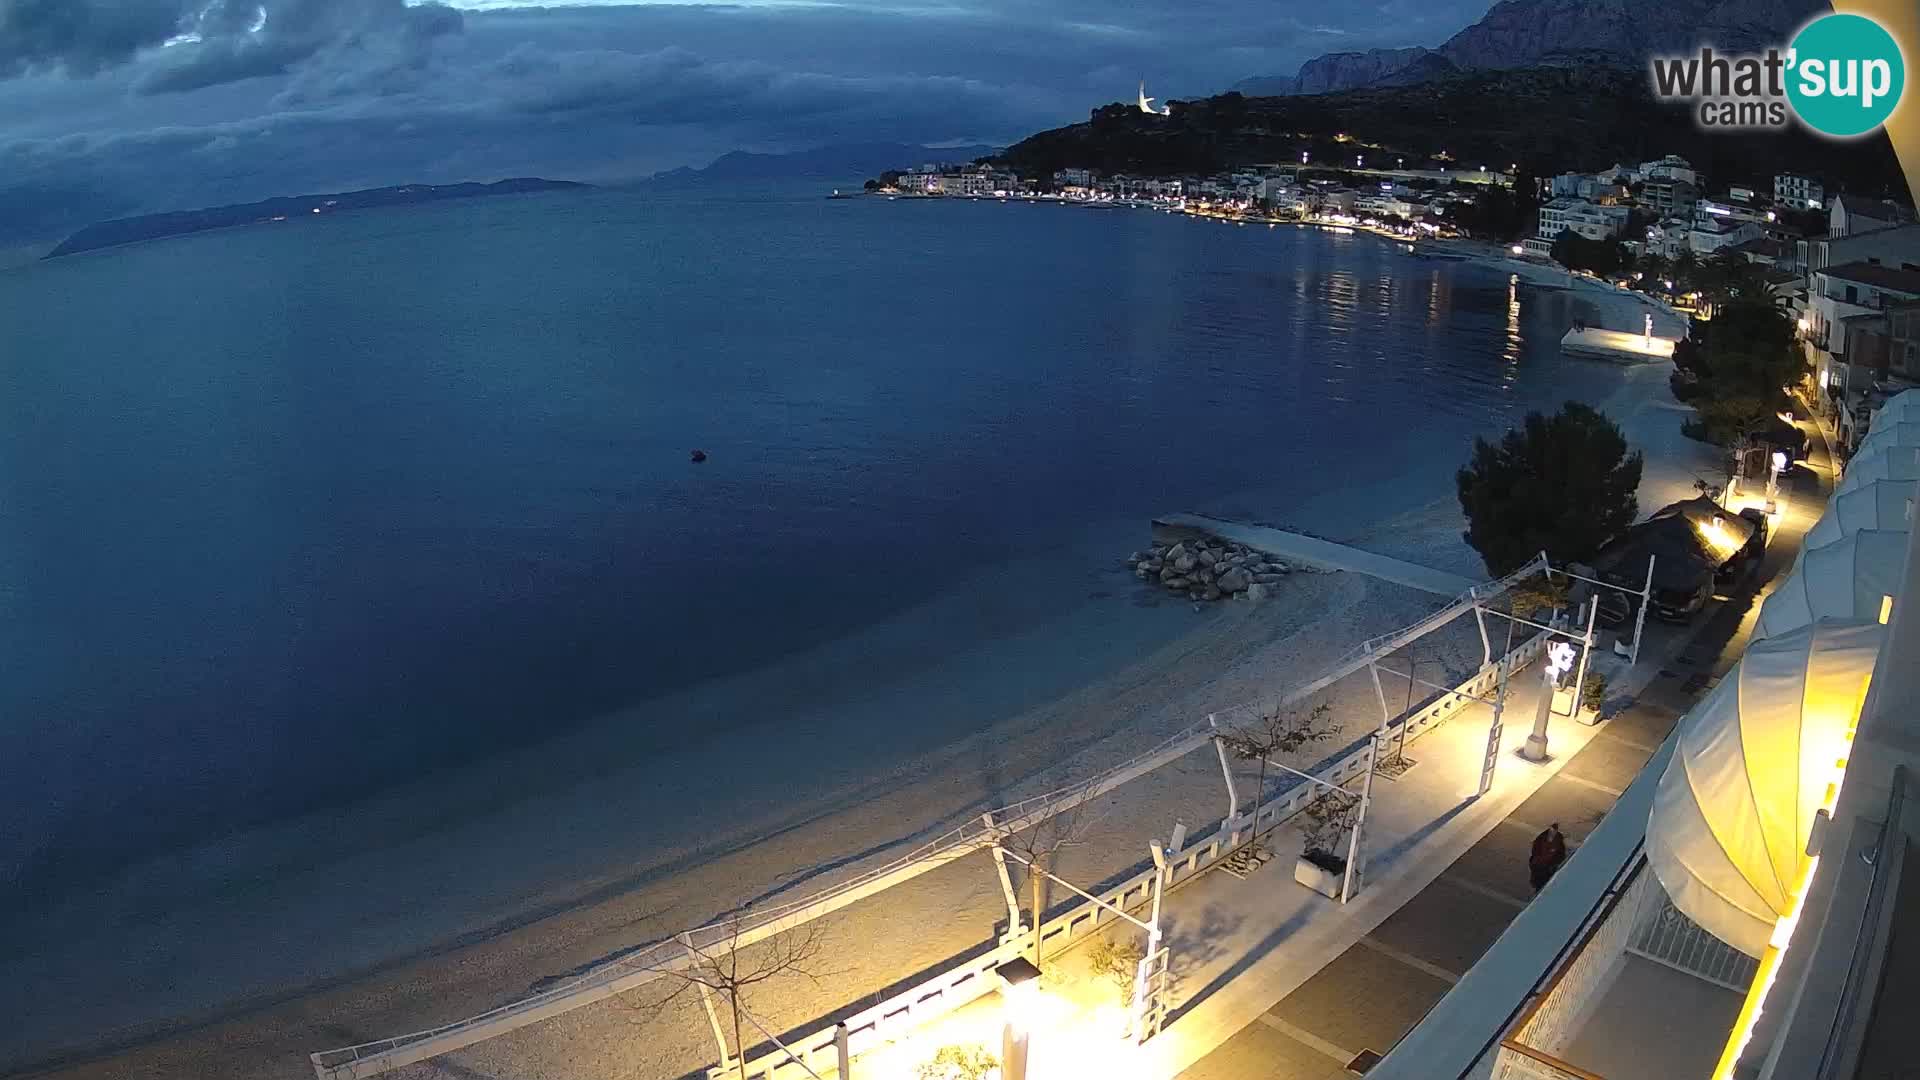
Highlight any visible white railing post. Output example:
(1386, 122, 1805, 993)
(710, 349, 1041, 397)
(1208, 714, 1242, 838)
(1479, 648, 1511, 796)
(1471, 586, 1493, 665)
(984, 816, 1022, 941)
(1569, 599, 1599, 720)
(1630, 554, 1656, 667)
(1341, 732, 1380, 903)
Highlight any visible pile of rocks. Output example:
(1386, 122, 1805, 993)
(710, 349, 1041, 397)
(1129, 538, 1291, 602)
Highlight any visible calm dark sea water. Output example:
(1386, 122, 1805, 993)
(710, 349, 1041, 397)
(0, 187, 1622, 894)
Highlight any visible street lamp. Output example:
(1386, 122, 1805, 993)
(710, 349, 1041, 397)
(1523, 639, 1577, 761)
(1511, 244, 1525, 256)
(1768, 450, 1788, 503)
(998, 957, 1042, 1080)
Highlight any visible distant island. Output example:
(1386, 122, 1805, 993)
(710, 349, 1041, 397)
(43, 178, 590, 260)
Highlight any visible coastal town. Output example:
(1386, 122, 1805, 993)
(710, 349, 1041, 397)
(865, 144, 1920, 459)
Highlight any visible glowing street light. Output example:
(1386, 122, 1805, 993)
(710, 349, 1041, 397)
(1511, 244, 1525, 256)
(1524, 638, 1579, 761)
(997, 957, 1042, 1080)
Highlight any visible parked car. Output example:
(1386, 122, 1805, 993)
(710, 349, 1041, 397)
(1714, 508, 1772, 588)
(1651, 578, 1714, 622)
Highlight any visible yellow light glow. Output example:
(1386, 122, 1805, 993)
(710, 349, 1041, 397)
(1880, 594, 1895, 624)
(1711, 856, 1819, 1079)
(1710, 662, 1869, 1080)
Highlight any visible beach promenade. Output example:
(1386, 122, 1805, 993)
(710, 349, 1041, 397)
(1170, 402, 1832, 1080)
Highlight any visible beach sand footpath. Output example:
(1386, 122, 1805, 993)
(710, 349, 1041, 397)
(3, 292, 1710, 1080)
(0, 522, 1458, 1080)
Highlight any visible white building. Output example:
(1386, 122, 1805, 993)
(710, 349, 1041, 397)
(1830, 194, 1915, 238)
(1537, 198, 1629, 242)
(1639, 154, 1699, 186)
(1643, 218, 1690, 259)
(1806, 261, 1920, 440)
(1686, 214, 1763, 256)
(1774, 172, 1826, 210)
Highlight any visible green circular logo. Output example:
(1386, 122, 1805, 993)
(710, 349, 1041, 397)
(1787, 14, 1905, 137)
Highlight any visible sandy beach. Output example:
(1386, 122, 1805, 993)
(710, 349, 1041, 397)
(0, 235, 1717, 1080)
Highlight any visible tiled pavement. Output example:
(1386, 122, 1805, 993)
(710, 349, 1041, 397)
(1175, 403, 1834, 1079)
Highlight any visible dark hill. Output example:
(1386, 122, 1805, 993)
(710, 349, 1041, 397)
(1232, 0, 1826, 95)
(45, 178, 589, 260)
(999, 67, 1903, 197)
(646, 142, 1001, 187)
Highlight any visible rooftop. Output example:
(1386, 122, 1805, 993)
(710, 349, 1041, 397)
(1820, 260, 1920, 294)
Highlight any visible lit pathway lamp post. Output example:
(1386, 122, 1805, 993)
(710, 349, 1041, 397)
(1768, 449, 1788, 508)
(996, 956, 1042, 1080)
(1523, 639, 1577, 762)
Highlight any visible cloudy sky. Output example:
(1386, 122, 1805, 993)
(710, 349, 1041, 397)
(0, 0, 1489, 247)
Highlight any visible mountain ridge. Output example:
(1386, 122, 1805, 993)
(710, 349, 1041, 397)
(1232, 0, 1829, 96)
(44, 178, 588, 260)
(645, 142, 1002, 187)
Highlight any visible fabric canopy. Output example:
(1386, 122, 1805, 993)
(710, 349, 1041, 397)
(1838, 444, 1920, 495)
(1870, 388, 1920, 427)
(1755, 530, 1908, 640)
(1648, 619, 1882, 957)
(1803, 479, 1915, 549)
(1854, 420, 1920, 460)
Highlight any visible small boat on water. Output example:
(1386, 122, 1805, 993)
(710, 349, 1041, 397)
(826, 190, 857, 200)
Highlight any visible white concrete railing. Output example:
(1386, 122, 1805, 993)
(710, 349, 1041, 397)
(1491, 859, 1655, 1080)
(713, 632, 1551, 1080)
(313, 558, 1553, 1080)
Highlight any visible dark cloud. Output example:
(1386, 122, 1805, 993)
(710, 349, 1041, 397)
(0, 0, 187, 77)
(0, 0, 461, 93)
(135, 0, 463, 95)
(0, 0, 1499, 248)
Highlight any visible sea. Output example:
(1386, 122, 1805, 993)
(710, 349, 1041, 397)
(0, 185, 1634, 904)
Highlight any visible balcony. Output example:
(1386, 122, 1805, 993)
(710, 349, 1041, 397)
(1490, 858, 1756, 1080)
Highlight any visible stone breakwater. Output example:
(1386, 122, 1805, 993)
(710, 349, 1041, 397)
(1129, 537, 1292, 602)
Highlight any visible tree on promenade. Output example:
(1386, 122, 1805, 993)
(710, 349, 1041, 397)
(625, 912, 834, 1080)
(1456, 401, 1644, 576)
(1672, 297, 1804, 412)
(1217, 702, 1336, 839)
(993, 786, 1106, 964)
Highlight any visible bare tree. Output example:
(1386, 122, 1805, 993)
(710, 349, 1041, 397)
(1298, 783, 1362, 864)
(997, 787, 1106, 963)
(1217, 702, 1336, 839)
(622, 911, 835, 1080)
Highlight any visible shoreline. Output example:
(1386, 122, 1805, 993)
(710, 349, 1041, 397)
(0, 215, 1711, 1079)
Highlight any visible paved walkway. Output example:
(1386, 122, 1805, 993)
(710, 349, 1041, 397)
(1170, 401, 1833, 1080)
(1156, 514, 1480, 597)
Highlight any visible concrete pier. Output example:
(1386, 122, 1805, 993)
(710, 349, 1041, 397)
(1152, 513, 1479, 597)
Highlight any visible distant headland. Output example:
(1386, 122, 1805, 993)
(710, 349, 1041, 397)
(42, 178, 590, 260)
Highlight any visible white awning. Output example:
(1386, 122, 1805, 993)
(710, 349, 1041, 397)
(1854, 420, 1920, 460)
(1755, 530, 1907, 640)
(1838, 444, 1920, 495)
(1647, 619, 1882, 956)
(1803, 479, 1916, 549)
(1870, 388, 1920, 426)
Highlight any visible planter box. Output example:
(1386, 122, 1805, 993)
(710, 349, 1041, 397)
(1294, 852, 1348, 900)
(1551, 685, 1575, 717)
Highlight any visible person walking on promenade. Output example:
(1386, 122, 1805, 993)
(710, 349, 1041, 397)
(1529, 823, 1568, 895)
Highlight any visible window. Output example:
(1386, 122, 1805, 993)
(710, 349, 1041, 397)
(1847, 285, 1859, 303)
